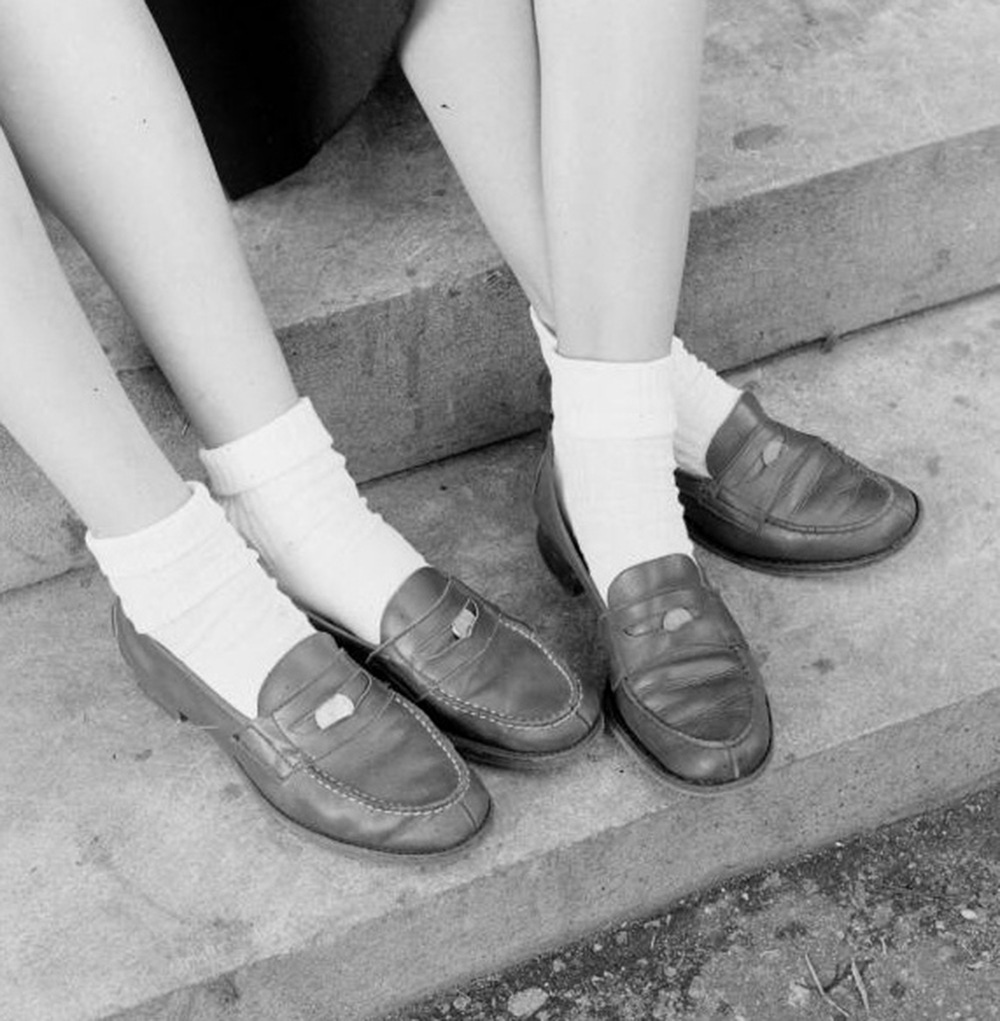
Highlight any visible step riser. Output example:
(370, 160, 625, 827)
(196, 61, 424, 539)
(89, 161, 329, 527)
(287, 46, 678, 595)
(680, 126, 1000, 362)
(8, 125, 1000, 598)
(109, 694, 1000, 1021)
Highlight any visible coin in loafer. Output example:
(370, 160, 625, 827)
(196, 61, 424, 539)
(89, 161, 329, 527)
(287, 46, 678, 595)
(114, 602, 491, 860)
(533, 443, 772, 792)
(303, 567, 603, 771)
(676, 393, 921, 574)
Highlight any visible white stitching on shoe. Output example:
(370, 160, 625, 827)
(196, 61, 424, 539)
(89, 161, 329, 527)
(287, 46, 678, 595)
(304, 694, 471, 816)
(395, 614, 582, 728)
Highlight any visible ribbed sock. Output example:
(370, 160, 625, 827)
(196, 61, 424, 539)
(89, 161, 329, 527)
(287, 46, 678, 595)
(666, 338, 741, 477)
(87, 483, 313, 716)
(532, 309, 741, 479)
(532, 311, 693, 599)
(199, 399, 427, 645)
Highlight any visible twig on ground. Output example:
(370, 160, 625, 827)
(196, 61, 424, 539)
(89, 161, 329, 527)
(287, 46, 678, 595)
(804, 953, 851, 1019)
(851, 958, 870, 1015)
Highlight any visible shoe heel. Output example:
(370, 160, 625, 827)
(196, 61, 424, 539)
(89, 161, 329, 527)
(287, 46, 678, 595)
(134, 674, 189, 723)
(113, 602, 191, 723)
(536, 525, 585, 597)
(119, 641, 190, 723)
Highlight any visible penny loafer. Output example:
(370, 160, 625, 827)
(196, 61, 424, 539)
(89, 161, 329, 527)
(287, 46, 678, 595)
(676, 393, 921, 574)
(304, 567, 602, 771)
(533, 443, 772, 791)
(114, 603, 491, 859)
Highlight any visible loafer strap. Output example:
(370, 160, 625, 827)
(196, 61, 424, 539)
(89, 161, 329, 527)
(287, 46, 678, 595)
(378, 576, 501, 684)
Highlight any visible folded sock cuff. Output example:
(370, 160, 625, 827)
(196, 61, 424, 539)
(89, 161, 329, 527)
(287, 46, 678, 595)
(86, 482, 223, 577)
(667, 336, 741, 472)
(550, 350, 677, 438)
(199, 398, 336, 496)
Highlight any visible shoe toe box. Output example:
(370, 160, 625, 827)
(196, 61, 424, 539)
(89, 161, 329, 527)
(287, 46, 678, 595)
(442, 616, 603, 761)
(251, 655, 492, 858)
(615, 653, 771, 787)
(302, 692, 491, 856)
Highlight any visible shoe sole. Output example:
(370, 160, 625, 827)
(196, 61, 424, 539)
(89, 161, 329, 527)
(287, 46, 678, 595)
(120, 640, 492, 864)
(449, 712, 604, 772)
(685, 492, 923, 577)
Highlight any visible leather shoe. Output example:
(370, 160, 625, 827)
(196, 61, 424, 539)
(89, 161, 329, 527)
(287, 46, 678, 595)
(114, 603, 491, 859)
(305, 567, 602, 771)
(534, 443, 772, 791)
(676, 393, 920, 573)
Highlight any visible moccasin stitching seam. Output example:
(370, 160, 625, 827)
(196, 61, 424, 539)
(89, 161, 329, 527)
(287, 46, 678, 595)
(382, 641, 580, 728)
(379, 613, 580, 726)
(303, 696, 470, 815)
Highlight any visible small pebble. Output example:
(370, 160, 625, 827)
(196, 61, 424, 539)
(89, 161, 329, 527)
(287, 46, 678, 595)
(452, 994, 472, 1012)
(687, 976, 708, 1002)
(959, 908, 979, 921)
(787, 982, 811, 1008)
(507, 987, 549, 1018)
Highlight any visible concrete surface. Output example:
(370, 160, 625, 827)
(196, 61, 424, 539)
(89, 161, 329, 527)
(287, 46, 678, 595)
(383, 785, 1000, 1020)
(2, 289, 999, 1020)
(6, 0, 1000, 593)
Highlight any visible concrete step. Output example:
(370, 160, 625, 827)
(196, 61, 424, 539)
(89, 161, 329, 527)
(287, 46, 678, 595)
(4, 0, 1000, 596)
(3, 290, 999, 1020)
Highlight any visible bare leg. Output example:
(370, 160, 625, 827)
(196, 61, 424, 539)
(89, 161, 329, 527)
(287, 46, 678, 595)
(0, 125, 188, 537)
(401, 0, 706, 361)
(0, 0, 297, 447)
(535, 0, 705, 361)
(399, 0, 554, 323)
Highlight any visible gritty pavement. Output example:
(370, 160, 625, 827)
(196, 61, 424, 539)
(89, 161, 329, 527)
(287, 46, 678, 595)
(381, 783, 1000, 1020)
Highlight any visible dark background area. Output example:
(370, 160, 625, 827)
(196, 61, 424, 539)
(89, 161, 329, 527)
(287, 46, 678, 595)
(145, 0, 413, 197)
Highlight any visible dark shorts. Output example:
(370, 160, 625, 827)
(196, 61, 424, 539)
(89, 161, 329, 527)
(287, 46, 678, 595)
(146, 0, 414, 198)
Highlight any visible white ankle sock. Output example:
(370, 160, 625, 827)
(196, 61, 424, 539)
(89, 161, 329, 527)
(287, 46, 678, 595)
(199, 399, 427, 645)
(532, 310, 741, 479)
(87, 483, 313, 716)
(533, 312, 693, 599)
(666, 338, 741, 477)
